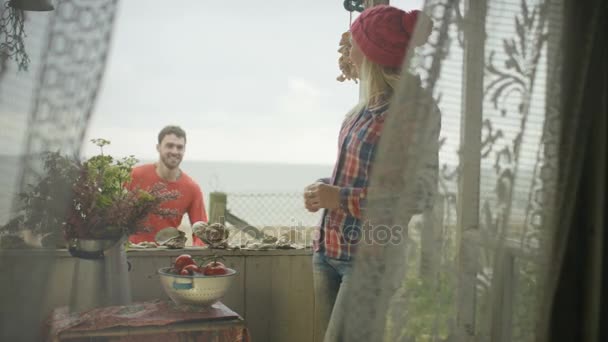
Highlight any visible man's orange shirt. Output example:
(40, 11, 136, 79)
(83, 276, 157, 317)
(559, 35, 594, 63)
(128, 164, 207, 245)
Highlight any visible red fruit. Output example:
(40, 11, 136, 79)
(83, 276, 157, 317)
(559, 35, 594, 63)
(181, 264, 202, 275)
(174, 254, 195, 271)
(203, 261, 228, 276)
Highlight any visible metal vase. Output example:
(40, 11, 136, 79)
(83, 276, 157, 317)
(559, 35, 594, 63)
(69, 236, 131, 312)
(8, 0, 54, 11)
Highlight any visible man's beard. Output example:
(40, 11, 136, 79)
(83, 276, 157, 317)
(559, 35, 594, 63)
(160, 154, 181, 169)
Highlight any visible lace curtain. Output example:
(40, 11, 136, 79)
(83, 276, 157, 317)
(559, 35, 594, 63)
(342, 0, 567, 341)
(1, 0, 604, 341)
(0, 1, 118, 340)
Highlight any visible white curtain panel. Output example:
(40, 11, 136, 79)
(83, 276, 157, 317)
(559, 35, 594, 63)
(342, 0, 563, 341)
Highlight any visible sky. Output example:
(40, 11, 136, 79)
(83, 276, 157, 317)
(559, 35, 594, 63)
(82, 0, 424, 164)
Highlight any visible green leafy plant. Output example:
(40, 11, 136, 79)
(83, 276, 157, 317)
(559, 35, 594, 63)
(0, 151, 79, 245)
(1, 139, 178, 244)
(64, 138, 178, 240)
(385, 227, 457, 342)
(401, 273, 455, 341)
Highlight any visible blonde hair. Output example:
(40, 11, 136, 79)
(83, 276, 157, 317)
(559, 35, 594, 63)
(347, 56, 401, 117)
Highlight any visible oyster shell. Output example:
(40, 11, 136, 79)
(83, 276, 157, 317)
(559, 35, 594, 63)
(155, 227, 186, 249)
(191, 221, 208, 239)
(193, 222, 229, 248)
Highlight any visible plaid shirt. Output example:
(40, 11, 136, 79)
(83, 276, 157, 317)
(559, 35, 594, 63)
(314, 85, 441, 261)
(314, 97, 390, 260)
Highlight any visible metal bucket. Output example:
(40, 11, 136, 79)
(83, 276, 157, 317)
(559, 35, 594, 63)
(68, 236, 131, 312)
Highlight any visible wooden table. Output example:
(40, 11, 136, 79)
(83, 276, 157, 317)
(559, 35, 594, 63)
(44, 300, 250, 342)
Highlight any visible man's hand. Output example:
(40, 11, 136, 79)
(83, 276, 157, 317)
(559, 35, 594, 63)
(304, 182, 341, 212)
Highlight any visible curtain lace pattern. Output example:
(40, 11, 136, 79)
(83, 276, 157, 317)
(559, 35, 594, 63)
(0, 1, 118, 340)
(0, 0, 578, 341)
(341, 0, 562, 341)
(17, 0, 118, 194)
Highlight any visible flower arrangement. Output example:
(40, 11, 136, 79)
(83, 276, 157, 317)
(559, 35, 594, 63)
(64, 138, 177, 240)
(1, 139, 177, 246)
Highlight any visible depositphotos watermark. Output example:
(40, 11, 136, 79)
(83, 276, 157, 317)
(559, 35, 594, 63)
(328, 221, 407, 245)
(206, 216, 407, 247)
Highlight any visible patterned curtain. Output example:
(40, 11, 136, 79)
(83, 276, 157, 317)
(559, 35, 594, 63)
(1, 0, 604, 341)
(341, 0, 569, 341)
(0, 1, 118, 340)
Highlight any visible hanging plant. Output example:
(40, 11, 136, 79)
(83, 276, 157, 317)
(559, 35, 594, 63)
(0, 2, 29, 71)
(336, 31, 358, 83)
(0, 0, 54, 71)
(343, 0, 364, 13)
(336, 1, 363, 83)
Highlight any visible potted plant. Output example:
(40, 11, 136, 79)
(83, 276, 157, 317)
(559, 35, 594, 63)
(64, 138, 177, 249)
(1, 139, 178, 311)
(0, 139, 177, 249)
(0, 151, 80, 248)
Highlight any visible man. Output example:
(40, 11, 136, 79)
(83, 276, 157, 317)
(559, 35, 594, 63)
(128, 125, 206, 246)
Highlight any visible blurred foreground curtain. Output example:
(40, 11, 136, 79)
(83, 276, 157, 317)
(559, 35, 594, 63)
(0, 0, 118, 341)
(542, 0, 607, 341)
(339, 0, 605, 341)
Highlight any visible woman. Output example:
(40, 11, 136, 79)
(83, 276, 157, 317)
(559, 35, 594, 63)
(304, 5, 436, 341)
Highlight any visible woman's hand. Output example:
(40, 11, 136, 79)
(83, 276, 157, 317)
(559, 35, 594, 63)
(304, 182, 341, 212)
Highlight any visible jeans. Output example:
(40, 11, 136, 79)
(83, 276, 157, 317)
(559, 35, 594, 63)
(313, 252, 353, 342)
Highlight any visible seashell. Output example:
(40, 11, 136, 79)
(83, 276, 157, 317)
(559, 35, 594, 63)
(155, 227, 186, 249)
(163, 235, 186, 249)
(261, 235, 277, 244)
(130, 241, 158, 249)
(191, 221, 208, 239)
(194, 222, 229, 248)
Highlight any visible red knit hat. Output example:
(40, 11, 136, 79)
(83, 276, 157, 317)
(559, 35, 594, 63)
(350, 5, 432, 68)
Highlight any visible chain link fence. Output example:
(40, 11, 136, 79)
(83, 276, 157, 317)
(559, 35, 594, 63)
(224, 192, 322, 229)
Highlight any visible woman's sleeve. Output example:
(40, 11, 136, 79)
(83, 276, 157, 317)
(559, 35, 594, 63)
(339, 186, 367, 219)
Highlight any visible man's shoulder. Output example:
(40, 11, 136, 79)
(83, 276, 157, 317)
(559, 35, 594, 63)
(178, 171, 201, 189)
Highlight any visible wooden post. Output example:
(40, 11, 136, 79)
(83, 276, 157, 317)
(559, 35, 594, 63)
(455, 0, 487, 339)
(208, 192, 227, 225)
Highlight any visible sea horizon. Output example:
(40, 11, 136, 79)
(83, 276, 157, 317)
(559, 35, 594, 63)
(0, 153, 536, 228)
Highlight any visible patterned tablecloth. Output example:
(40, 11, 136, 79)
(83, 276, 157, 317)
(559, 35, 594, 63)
(43, 300, 250, 342)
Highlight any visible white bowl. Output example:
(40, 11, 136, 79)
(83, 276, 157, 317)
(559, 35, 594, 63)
(158, 267, 237, 306)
